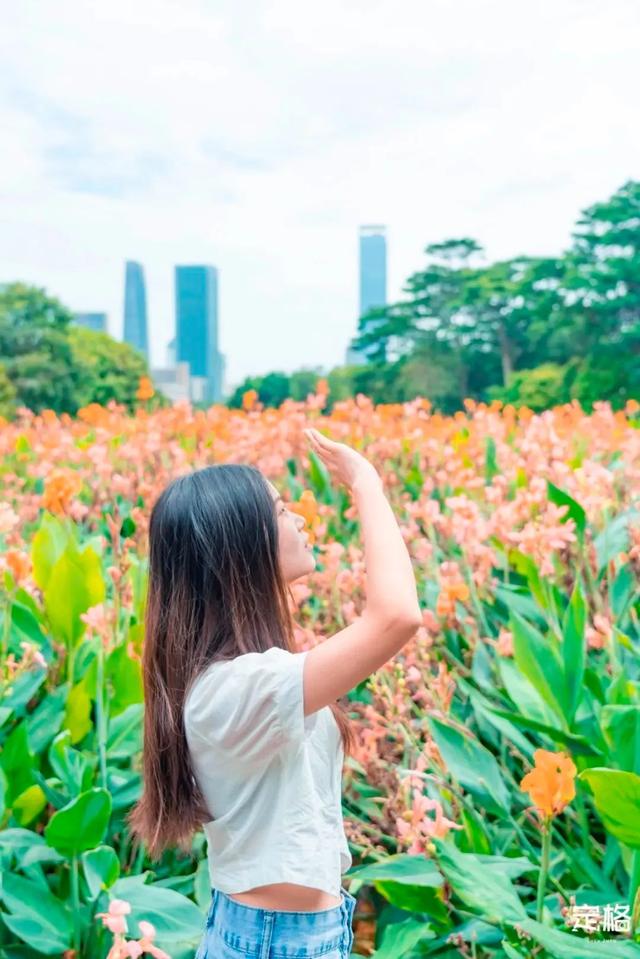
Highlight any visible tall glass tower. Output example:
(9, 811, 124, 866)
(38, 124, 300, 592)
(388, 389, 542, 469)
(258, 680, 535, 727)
(346, 225, 387, 365)
(123, 261, 149, 359)
(175, 265, 223, 404)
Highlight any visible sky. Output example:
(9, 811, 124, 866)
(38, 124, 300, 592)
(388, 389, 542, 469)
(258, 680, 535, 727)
(1, 0, 639, 392)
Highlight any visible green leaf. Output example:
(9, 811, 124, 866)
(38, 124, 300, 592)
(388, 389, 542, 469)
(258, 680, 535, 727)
(601, 706, 640, 774)
(485, 435, 500, 483)
(45, 787, 112, 855)
(30, 513, 69, 592)
(12, 784, 47, 825)
(346, 853, 446, 917)
(48, 729, 92, 796)
(427, 715, 511, 817)
(306, 447, 329, 498)
(107, 702, 143, 758)
(561, 582, 587, 723)
(511, 611, 567, 726)
(63, 677, 93, 744)
(518, 917, 640, 957)
(25, 682, 68, 754)
(109, 879, 205, 946)
(547, 480, 587, 538)
(579, 767, 640, 848)
(0, 872, 72, 955)
(81, 844, 120, 899)
(433, 839, 527, 925)
(107, 642, 143, 714)
(43, 542, 105, 647)
(372, 917, 434, 958)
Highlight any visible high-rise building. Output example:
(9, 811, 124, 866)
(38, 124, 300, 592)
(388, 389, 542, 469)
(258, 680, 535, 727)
(74, 312, 107, 333)
(346, 225, 387, 365)
(123, 261, 149, 359)
(174, 265, 224, 404)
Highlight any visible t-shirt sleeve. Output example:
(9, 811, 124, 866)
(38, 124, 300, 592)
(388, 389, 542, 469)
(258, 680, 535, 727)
(185, 646, 309, 764)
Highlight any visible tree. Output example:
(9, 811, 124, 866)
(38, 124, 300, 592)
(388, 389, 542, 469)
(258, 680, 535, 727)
(0, 283, 81, 414)
(67, 326, 151, 411)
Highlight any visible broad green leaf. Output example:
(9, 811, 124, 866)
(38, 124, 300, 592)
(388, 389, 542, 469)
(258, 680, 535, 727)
(107, 642, 143, 714)
(346, 853, 446, 917)
(0, 872, 72, 955)
(497, 658, 559, 727)
(561, 582, 587, 722)
(63, 677, 93, 744)
(82, 844, 120, 899)
(30, 513, 69, 592)
(107, 702, 143, 757)
(433, 839, 527, 925)
(601, 706, 640, 774)
(25, 682, 68, 753)
(0, 723, 35, 803)
(12, 783, 47, 825)
(110, 879, 205, 945)
(519, 917, 640, 957)
(43, 542, 105, 647)
(428, 715, 511, 817)
(372, 917, 434, 958)
(579, 768, 640, 848)
(45, 787, 112, 855)
(511, 611, 567, 726)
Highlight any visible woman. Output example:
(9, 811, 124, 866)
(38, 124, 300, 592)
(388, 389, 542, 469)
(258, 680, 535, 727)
(128, 427, 422, 958)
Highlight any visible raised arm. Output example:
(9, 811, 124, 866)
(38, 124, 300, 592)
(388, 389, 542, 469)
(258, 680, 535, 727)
(301, 429, 422, 716)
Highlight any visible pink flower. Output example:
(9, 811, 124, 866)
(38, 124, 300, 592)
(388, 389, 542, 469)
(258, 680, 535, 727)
(96, 899, 131, 935)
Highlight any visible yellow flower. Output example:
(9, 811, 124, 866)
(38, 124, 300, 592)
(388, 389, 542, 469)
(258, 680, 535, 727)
(520, 748, 577, 820)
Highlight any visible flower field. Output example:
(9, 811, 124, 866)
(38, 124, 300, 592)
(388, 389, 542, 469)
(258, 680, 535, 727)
(1, 388, 640, 958)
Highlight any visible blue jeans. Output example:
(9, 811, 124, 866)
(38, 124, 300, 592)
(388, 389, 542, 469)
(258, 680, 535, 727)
(194, 885, 357, 958)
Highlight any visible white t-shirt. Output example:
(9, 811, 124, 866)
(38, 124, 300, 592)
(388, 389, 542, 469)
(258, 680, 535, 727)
(183, 645, 352, 898)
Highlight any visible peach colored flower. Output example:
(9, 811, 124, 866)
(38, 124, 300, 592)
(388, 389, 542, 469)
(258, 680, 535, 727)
(520, 749, 577, 821)
(136, 377, 155, 401)
(96, 899, 131, 935)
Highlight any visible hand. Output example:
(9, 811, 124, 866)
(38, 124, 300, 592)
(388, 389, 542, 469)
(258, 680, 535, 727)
(303, 427, 381, 492)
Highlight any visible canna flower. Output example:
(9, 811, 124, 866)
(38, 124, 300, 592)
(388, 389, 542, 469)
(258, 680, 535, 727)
(242, 388, 258, 411)
(96, 899, 131, 935)
(520, 748, 577, 821)
(136, 377, 155, 401)
(0, 501, 20, 535)
(42, 471, 83, 516)
(285, 489, 320, 545)
(5, 548, 31, 583)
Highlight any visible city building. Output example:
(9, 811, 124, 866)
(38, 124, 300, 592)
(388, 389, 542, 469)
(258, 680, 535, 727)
(123, 260, 149, 359)
(174, 265, 225, 404)
(345, 225, 388, 365)
(149, 361, 191, 403)
(74, 312, 107, 333)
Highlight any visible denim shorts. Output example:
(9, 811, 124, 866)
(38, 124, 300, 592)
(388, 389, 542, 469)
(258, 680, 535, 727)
(194, 885, 357, 958)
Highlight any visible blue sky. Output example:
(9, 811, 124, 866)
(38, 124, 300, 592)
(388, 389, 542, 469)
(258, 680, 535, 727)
(1, 0, 638, 391)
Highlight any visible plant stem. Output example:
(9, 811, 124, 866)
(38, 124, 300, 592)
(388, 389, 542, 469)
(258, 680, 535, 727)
(70, 854, 81, 953)
(95, 638, 108, 788)
(536, 820, 552, 923)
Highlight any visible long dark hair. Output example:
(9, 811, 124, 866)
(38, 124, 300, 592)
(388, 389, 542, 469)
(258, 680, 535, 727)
(128, 463, 355, 860)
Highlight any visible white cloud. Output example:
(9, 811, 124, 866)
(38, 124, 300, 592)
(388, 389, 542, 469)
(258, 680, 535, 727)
(1, 0, 639, 388)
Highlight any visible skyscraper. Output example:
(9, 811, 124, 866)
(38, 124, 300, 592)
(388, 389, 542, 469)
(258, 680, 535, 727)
(175, 265, 224, 404)
(123, 261, 149, 359)
(74, 312, 107, 333)
(346, 225, 387, 365)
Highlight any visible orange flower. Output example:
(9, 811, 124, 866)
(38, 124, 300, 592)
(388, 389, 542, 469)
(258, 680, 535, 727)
(136, 376, 155, 401)
(42, 471, 83, 515)
(286, 490, 319, 545)
(242, 389, 259, 411)
(5, 549, 31, 583)
(316, 378, 329, 395)
(520, 748, 577, 820)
